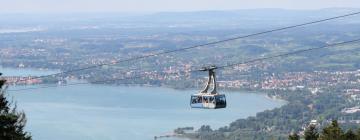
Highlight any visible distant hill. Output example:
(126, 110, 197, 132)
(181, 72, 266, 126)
(1, 8, 359, 29)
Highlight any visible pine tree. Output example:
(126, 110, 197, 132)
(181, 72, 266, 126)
(0, 79, 31, 140)
(304, 125, 319, 140)
(318, 120, 343, 140)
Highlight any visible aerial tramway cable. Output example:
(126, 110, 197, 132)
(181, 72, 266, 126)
(7, 38, 360, 92)
(6, 11, 360, 84)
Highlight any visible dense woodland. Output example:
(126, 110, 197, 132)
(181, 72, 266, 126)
(289, 120, 360, 140)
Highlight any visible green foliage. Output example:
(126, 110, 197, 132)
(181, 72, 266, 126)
(304, 125, 319, 140)
(319, 120, 343, 140)
(174, 127, 194, 134)
(0, 80, 31, 140)
(288, 133, 300, 140)
(343, 129, 357, 140)
(198, 125, 213, 133)
(288, 120, 360, 140)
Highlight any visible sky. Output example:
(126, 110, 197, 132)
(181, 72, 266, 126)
(1, 0, 360, 13)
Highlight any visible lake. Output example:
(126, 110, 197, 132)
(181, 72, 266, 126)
(2, 67, 286, 140)
(0, 66, 60, 77)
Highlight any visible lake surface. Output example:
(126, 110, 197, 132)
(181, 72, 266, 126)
(2, 67, 286, 140)
(0, 66, 60, 77)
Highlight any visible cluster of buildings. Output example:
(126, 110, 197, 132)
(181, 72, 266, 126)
(345, 89, 360, 101)
(3, 76, 42, 85)
(256, 70, 360, 91)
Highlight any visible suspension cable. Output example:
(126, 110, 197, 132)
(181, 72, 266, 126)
(8, 38, 360, 92)
(7, 11, 360, 84)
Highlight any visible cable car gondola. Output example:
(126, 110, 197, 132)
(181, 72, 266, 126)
(190, 66, 226, 109)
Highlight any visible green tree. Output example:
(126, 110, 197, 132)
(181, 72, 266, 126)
(288, 133, 299, 140)
(356, 128, 360, 140)
(319, 120, 343, 140)
(304, 125, 319, 140)
(0, 79, 31, 140)
(343, 129, 356, 140)
(198, 125, 213, 132)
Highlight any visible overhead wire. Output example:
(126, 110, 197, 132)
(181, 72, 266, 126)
(7, 11, 360, 84)
(8, 38, 360, 92)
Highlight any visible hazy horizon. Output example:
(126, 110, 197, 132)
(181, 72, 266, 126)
(0, 7, 359, 16)
(1, 0, 360, 14)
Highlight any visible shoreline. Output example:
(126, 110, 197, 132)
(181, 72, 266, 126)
(265, 94, 288, 103)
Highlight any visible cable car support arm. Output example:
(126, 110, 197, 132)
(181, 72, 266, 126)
(200, 66, 217, 94)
